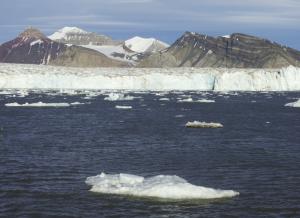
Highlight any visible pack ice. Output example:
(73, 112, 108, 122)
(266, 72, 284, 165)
(85, 173, 239, 200)
(0, 64, 299, 91)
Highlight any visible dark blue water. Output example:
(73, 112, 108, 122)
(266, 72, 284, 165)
(0, 91, 300, 218)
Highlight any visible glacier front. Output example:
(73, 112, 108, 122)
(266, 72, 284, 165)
(0, 63, 299, 91)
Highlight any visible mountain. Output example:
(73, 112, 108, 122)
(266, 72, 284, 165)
(81, 36, 169, 64)
(124, 36, 169, 53)
(0, 28, 129, 67)
(138, 32, 300, 68)
(0, 28, 66, 65)
(48, 27, 120, 46)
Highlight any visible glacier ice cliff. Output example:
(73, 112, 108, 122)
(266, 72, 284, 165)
(0, 64, 299, 91)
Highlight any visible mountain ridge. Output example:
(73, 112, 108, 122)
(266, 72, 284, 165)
(1, 28, 299, 68)
(139, 31, 300, 68)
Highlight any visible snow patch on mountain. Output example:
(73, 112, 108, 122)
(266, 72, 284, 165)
(124, 36, 169, 53)
(48, 27, 88, 41)
(81, 44, 135, 63)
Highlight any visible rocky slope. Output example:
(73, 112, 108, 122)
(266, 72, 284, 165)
(139, 32, 300, 68)
(0, 28, 66, 65)
(50, 45, 128, 67)
(48, 27, 120, 46)
(0, 28, 129, 67)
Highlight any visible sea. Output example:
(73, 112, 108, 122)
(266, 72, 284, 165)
(0, 90, 299, 218)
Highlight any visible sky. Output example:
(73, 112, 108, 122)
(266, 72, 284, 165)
(0, 0, 300, 49)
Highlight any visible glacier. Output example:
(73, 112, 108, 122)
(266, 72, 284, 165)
(0, 63, 299, 91)
(85, 172, 239, 200)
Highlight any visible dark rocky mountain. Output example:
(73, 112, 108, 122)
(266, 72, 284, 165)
(0, 28, 129, 67)
(139, 32, 300, 68)
(0, 28, 66, 65)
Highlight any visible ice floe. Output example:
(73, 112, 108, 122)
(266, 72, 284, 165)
(85, 173, 239, 200)
(5, 102, 71, 107)
(104, 93, 135, 101)
(5, 101, 87, 107)
(159, 98, 170, 101)
(197, 99, 215, 103)
(285, 99, 300, 108)
(115, 105, 132, 109)
(178, 98, 194, 103)
(185, 121, 223, 128)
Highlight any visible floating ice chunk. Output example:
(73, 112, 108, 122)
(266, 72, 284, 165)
(285, 99, 300, 108)
(104, 93, 135, 101)
(159, 98, 170, 101)
(115, 105, 132, 109)
(86, 172, 239, 200)
(178, 98, 194, 103)
(70, 102, 86, 105)
(185, 121, 223, 128)
(5, 102, 70, 107)
(178, 98, 215, 103)
(197, 99, 215, 103)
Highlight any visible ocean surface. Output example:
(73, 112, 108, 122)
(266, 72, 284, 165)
(0, 90, 299, 217)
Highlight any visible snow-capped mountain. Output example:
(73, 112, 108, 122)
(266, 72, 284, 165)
(0, 28, 129, 67)
(48, 27, 118, 46)
(124, 36, 169, 53)
(80, 36, 169, 64)
(139, 31, 300, 68)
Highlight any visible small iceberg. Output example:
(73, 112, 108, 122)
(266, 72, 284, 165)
(185, 121, 223, 128)
(197, 99, 215, 103)
(5, 102, 70, 107)
(159, 98, 170, 101)
(178, 98, 194, 103)
(178, 98, 215, 103)
(85, 173, 239, 200)
(104, 93, 135, 101)
(285, 99, 300, 108)
(70, 102, 87, 105)
(115, 105, 132, 110)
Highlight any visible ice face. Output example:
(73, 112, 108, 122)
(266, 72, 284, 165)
(85, 173, 239, 200)
(0, 64, 299, 91)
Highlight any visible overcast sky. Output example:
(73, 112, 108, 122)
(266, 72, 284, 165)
(1, 0, 300, 49)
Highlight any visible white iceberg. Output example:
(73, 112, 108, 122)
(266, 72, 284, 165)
(197, 99, 215, 103)
(285, 99, 300, 108)
(70, 102, 87, 105)
(104, 93, 135, 101)
(159, 98, 170, 101)
(185, 121, 223, 128)
(5, 102, 70, 107)
(178, 98, 194, 103)
(85, 173, 239, 200)
(115, 105, 132, 109)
